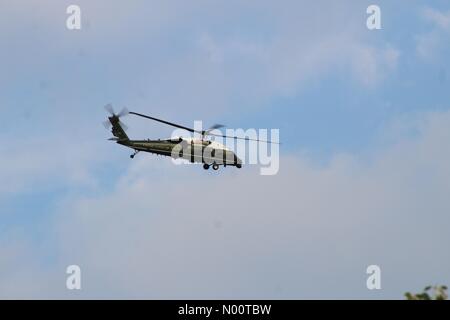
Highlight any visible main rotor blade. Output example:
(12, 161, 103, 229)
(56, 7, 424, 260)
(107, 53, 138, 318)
(129, 111, 197, 133)
(104, 104, 115, 116)
(129, 111, 280, 143)
(207, 132, 281, 144)
(208, 124, 225, 131)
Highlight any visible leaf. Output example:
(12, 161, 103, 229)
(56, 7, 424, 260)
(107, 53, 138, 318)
(404, 292, 415, 300)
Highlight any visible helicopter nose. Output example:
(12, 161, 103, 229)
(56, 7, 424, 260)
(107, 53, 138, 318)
(234, 155, 243, 168)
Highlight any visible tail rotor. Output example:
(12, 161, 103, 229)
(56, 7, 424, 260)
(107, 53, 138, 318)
(103, 104, 129, 131)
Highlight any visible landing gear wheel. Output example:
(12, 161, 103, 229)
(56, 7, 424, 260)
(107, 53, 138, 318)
(130, 150, 139, 159)
(212, 164, 219, 171)
(203, 163, 210, 170)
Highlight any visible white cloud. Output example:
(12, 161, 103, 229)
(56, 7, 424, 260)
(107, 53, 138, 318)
(2, 109, 449, 299)
(193, 3, 400, 99)
(423, 7, 450, 31)
(1, 1, 400, 119)
(347, 44, 400, 87)
(416, 7, 450, 61)
(0, 136, 108, 197)
(0, 0, 402, 201)
(416, 31, 441, 61)
(2, 1, 448, 299)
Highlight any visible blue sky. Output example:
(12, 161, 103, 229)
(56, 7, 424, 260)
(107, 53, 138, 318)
(1, 0, 450, 299)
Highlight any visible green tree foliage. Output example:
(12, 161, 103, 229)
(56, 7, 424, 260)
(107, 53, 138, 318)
(405, 285, 448, 300)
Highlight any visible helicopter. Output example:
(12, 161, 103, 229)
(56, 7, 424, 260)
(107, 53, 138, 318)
(103, 104, 277, 171)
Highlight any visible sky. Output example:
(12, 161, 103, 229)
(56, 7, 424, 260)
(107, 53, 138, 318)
(0, 0, 450, 299)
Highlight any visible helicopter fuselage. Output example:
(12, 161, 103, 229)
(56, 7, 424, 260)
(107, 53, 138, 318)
(117, 138, 242, 169)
